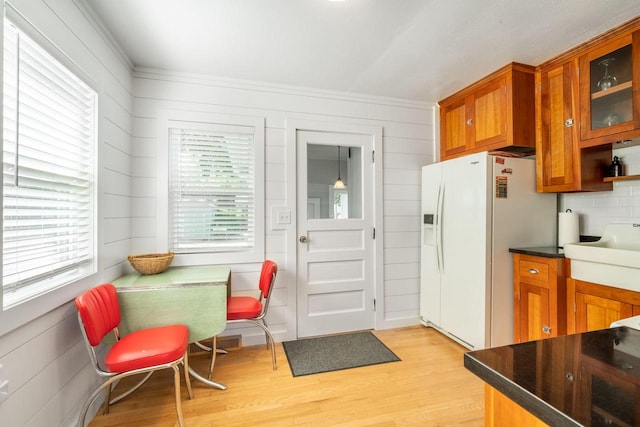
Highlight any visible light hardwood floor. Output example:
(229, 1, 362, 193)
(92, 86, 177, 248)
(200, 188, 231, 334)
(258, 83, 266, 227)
(88, 326, 484, 426)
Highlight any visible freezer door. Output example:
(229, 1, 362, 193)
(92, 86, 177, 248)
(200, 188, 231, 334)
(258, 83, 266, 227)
(420, 163, 442, 325)
(440, 152, 491, 349)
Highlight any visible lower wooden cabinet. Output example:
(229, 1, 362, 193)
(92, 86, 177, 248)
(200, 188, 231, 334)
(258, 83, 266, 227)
(485, 385, 549, 427)
(576, 354, 640, 426)
(513, 254, 567, 342)
(567, 278, 640, 334)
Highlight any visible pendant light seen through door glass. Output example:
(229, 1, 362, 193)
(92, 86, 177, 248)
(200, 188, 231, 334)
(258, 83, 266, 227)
(334, 146, 345, 189)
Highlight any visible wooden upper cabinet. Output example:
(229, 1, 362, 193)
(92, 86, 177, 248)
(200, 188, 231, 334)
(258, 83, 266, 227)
(579, 29, 640, 147)
(536, 59, 613, 192)
(439, 63, 536, 161)
(440, 97, 468, 159)
(471, 76, 508, 149)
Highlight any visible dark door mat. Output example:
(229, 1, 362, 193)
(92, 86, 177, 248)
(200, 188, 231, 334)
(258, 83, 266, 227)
(282, 331, 401, 377)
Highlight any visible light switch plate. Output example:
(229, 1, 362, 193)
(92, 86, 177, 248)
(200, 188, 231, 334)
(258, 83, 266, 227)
(271, 206, 291, 230)
(277, 210, 291, 224)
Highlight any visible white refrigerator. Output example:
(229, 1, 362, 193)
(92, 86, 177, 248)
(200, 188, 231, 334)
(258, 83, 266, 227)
(420, 151, 556, 350)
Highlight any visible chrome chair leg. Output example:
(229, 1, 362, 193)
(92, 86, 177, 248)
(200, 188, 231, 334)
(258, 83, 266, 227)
(103, 385, 111, 415)
(194, 341, 211, 352)
(78, 376, 120, 427)
(108, 372, 154, 407)
(262, 319, 271, 350)
(172, 365, 185, 427)
(194, 339, 227, 355)
(183, 351, 194, 399)
(251, 320, 277, 370)
(208, 336, 217, 380)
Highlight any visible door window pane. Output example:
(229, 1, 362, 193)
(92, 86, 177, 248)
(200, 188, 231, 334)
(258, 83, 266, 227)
(306, 144, 362, 219)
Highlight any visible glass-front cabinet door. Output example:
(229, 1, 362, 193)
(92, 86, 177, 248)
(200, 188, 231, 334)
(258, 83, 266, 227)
(579, 31, 640, 145)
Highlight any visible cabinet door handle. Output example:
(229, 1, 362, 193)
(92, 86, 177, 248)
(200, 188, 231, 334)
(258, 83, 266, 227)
(565, 118, 574, 127)
(542, 325, 551, 335)
(466, 119, 473, 126)
(528, 268, 539, 274)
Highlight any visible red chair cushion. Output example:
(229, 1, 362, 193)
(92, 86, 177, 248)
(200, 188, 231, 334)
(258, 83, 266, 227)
(258, 260, 277, 298)
(75, 284, 121, 346)
(104, 324, 189, 373)
(227, 296, 262, 320)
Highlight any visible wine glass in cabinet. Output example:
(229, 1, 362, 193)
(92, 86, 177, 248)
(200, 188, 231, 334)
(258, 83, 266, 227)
(579, 30, 640, 146)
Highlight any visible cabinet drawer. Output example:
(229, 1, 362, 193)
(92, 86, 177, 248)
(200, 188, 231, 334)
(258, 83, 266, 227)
(518, 259, 551, 285)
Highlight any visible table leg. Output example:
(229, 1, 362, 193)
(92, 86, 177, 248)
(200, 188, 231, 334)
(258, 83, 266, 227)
(188, 366, 227, 390)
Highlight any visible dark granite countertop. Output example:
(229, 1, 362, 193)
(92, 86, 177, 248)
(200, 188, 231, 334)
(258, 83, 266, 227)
(509, 246, 565, 258)
(509, 236, 601, 259)
(465, 327, 640, 427)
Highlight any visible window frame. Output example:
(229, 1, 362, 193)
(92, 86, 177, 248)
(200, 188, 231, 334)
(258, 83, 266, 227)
(0, 11, 99, 335)
(157, 110, 265, 265)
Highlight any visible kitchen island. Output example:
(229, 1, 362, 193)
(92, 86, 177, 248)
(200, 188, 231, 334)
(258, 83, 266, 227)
(465, 326, 640, 426)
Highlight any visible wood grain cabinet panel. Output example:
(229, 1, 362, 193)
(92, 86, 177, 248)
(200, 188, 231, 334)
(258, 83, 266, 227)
(578, 30, 640, 147)
(536, 59, 613, 192)
(440, 98, 468, 159)
(439, 62, 535, 161)
(567, 278, 640, 334)
(485, 385, 549, 427)
(472, 77, 507, 149)
(513, 254, 566, 343)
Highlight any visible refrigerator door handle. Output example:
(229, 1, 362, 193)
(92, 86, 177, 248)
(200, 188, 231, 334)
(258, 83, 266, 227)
(436, 182, 444, 274)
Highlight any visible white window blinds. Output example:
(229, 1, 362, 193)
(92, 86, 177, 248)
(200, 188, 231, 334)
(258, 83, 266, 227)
(2, 20, 97, 308)
(169, 124, 256, 254)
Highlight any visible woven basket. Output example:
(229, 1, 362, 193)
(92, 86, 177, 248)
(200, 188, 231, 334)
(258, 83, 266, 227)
(127, 252, 174, 275)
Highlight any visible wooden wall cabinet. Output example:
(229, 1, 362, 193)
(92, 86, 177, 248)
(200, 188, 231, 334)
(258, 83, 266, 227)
(536, 59, 613, 193)
(535, 17, 640, 192)
(567, 278, 640, 334)
(579, 29, 640, 147)
(513, 254, 567, 343)
(439, 62, 536, 161)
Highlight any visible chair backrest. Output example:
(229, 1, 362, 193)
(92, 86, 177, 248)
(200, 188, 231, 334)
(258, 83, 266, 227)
(258, 260, 277, 300)
(75, 283, 121, 347)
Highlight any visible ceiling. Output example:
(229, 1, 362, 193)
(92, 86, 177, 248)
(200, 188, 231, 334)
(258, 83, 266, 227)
(85, 0, 640, 102)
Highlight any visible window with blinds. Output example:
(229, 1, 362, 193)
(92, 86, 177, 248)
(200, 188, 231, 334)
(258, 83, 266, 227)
(168, 124, 257, 254)
(2, 19, 97, 308)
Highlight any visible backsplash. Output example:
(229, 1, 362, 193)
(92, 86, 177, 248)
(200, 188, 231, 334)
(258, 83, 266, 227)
(560, 145, 640, 236)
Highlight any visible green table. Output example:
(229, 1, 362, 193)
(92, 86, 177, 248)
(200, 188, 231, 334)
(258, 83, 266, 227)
(113, 265, 230, 390)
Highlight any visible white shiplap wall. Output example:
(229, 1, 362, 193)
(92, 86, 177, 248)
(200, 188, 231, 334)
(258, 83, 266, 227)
(131, 69, 436, 343)
(0, 0, 133, 426)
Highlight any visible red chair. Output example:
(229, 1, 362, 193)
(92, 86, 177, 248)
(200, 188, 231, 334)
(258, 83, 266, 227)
(226, 260, 278, 370)
(75, 283, 193, 427)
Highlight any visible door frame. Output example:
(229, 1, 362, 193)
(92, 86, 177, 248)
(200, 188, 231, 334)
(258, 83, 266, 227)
(286, 119, 384, 339)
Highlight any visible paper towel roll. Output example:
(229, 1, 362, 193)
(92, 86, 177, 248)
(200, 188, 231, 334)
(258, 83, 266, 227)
(558, 210, 579, 247)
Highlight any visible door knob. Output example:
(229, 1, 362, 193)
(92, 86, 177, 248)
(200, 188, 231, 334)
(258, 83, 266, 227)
(299, 236, 308, 243)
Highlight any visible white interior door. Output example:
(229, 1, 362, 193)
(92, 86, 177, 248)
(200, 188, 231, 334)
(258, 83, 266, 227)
(296, 130, 375, 337)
